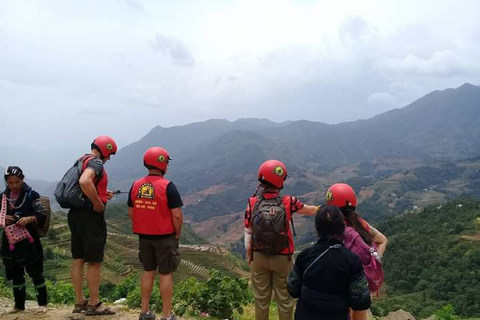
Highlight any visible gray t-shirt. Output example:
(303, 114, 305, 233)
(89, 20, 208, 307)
(84, 154, 104, 177)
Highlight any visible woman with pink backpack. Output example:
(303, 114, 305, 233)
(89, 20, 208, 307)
(287, 205, 371, 320)
(326, 183, 388, 320)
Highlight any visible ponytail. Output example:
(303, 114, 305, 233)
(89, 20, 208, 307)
(343, 208, 372, 245)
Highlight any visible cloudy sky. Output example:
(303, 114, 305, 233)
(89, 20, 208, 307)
(2, 0, 480, 153)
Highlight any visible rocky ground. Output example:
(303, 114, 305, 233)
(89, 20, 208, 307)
(0, 297, 167, 320)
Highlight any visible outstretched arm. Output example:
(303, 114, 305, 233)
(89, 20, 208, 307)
(296, 204, 319, 217)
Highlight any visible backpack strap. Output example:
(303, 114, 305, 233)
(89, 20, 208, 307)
(303, 244, 341, 277)
(0, 193, 7, 227)
(288, 196, 296, 237)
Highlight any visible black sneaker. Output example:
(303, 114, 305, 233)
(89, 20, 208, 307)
(139, 310, 156, 320)
(160, 313, 177, 320)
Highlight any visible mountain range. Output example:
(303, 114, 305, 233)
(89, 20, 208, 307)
(2, 83, 480, 219)
(109, 82, 480, 187)
(3, 83, 479, 185)
(2, 84, 480, 319)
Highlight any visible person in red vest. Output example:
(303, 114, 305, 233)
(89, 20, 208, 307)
(68, 135, 117, 316)
(128, 147, 183, 320)
(244, 160, 318, 320)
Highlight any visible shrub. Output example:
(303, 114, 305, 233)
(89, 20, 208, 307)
(111, 273, 140, 301)
(122, 270, 252, 319)
(435, 305, 460, 320)
(0, 277, 13, 299)
(46, 280, 76, 304)
(174, 270, 252, 319)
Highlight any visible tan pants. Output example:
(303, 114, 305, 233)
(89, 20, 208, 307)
(251, 252, 293, 320)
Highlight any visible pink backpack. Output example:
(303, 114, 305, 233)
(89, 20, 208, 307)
(344, 225, 384, 292)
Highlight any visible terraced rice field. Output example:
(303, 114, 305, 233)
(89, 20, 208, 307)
(42, 212, 248, 284)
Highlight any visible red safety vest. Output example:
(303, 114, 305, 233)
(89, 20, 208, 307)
(130, 175, 174, 235)
(81, 155, 108, 204)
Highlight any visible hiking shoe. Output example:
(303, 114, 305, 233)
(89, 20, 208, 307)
(160, 313, 177, 320)
(72, 299, 89, 313)
(139, 310, 156, 320)
(6, 307, 24, 314)
(85, 301, 116, 316)
(35, 306, 48, 314)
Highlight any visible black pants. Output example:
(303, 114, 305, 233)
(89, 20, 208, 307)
(4, 245, 48, 309)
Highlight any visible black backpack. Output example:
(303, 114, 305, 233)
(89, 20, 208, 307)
(54, 155, 100, 209)
(251, 194, 292, 255)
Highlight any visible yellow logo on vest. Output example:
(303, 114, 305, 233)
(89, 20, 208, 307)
(134, 183, 158, 210)
(137, 183, 156, 199)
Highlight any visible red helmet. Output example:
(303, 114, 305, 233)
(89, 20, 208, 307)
(92, 136, 117, 158)
(257, 160, 288, 189)
(326, 183, 357, 209)
(143, 147, 171, 171)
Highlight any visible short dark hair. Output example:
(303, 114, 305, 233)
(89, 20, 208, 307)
(315, 205, 345, 237)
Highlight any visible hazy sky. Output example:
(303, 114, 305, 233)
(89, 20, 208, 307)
(1, 0, 480, 152)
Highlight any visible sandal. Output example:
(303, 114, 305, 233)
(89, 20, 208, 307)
(85, 301, 116, 316)
(72, 299, 89, 313)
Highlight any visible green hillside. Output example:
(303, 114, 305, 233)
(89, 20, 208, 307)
(0, 204, 249, 286)
(375, 199, 480, 318)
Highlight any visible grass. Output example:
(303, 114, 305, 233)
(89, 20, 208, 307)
(236, 302, 280, 320)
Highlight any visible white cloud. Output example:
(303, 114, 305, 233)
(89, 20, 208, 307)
(373, 50, 475, 78)
(1, 0, 480, 159)
(148, 33, 195, 67)
(368, 92, 396, 106)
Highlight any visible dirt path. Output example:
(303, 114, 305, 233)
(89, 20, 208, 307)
(0, 298, 173, 320)
(461, 235, 480, 242)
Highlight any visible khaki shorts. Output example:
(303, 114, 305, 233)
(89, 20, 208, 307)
(138, 234, 180, 274)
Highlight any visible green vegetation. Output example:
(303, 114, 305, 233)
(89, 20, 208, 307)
(2, 270, 252, 320)
(113, 270, 252, 319)
(0, 277, 76, 304)
(0, 203, 247, 286)
(436, 305, 461, 320)
(376, 199, 480, 318)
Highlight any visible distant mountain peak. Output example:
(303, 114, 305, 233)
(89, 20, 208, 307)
(234, 118, 276, 123)
(456, 82, 480, 93)
(458, 82, 478, 89)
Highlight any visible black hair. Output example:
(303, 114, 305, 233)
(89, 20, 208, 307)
(315, 205, 345, 238)
(342, 207, 372, 245)
(91, 143, 105, 159)
(258, 179, 282, 190)
(4, 166, 25, 181)
(144, 163, 165, 175)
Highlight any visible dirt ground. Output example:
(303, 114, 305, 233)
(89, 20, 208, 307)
(0, 297, 170, 320)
